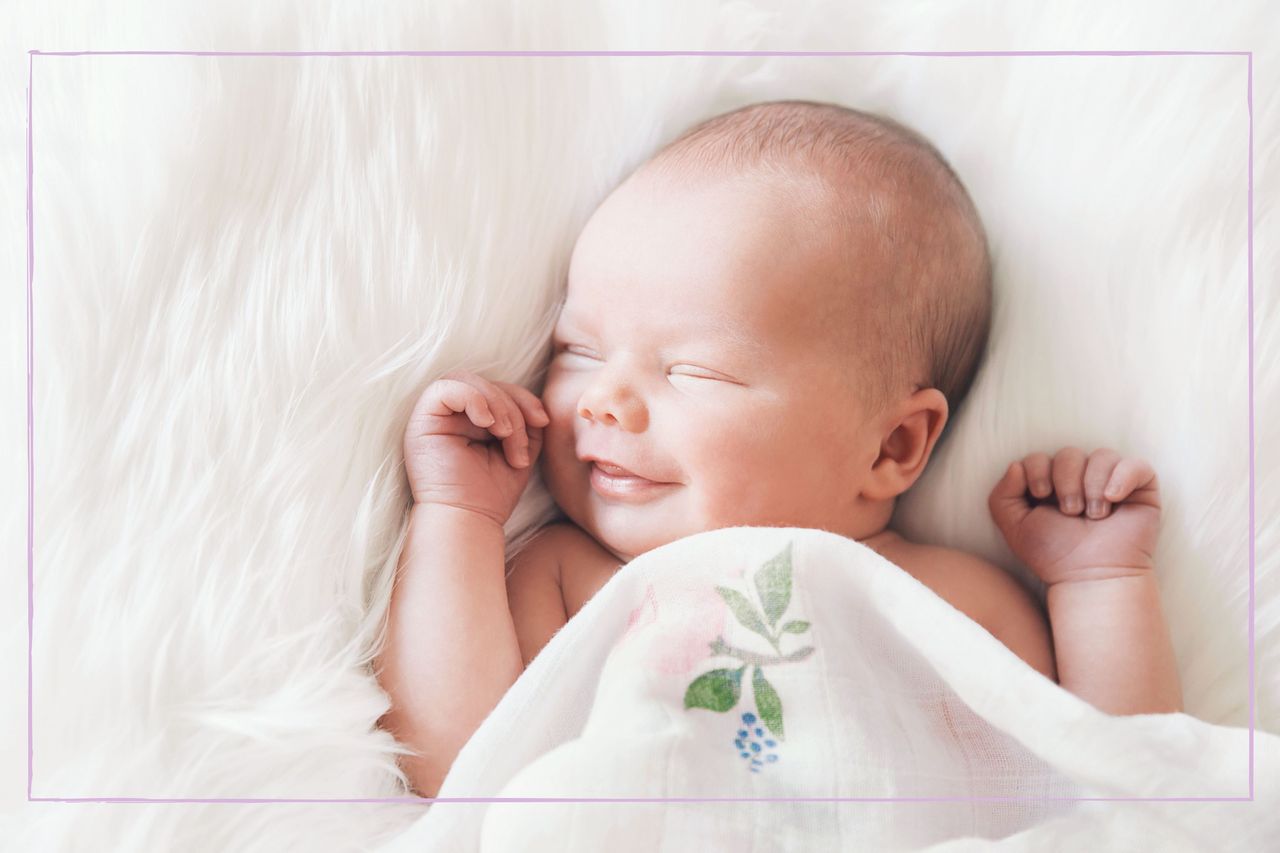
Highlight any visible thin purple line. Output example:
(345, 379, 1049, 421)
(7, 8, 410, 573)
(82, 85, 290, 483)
(27, 796, 1256, 804)
(27, 49, 1249, 58)
(24, 47, 1256, 807)
(1247, 50, 1255, 801)
(26, 48, 34, 804)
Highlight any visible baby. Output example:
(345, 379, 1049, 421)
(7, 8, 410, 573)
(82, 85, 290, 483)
(376, 101, 1183, 798)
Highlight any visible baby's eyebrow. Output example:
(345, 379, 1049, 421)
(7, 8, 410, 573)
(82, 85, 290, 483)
(699, 325, 767, 358)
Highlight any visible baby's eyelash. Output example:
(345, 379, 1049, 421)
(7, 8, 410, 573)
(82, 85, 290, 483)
(668, 367, 722, 381)
(553, 346, 737, 384)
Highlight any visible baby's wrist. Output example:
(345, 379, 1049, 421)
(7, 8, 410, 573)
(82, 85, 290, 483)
(413, 500, 507, 532)
(1035, 559, 1154, 589)
(1044, 566, 1155, 593)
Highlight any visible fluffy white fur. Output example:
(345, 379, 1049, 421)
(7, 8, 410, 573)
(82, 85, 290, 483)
(0, 0, 1275, 850)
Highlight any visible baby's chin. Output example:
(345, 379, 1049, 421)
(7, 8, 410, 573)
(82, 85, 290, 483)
(578, 497, 689, 565)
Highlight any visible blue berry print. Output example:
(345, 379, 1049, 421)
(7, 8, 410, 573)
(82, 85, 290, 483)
(730, 707, 782, 772)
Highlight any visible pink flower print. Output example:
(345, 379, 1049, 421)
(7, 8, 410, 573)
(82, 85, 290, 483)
(615, 580, 729, 675)
(650, 582, 727, 676)
(621, 583, 660, 643)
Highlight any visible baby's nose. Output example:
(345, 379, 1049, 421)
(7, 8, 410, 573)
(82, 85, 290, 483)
(577, 385, 646, 431)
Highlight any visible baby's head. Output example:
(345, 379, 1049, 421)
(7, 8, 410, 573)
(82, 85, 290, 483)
(539, 100, 992, 562)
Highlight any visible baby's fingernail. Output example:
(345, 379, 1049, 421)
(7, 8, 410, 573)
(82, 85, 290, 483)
(1064, 497, 1082, 513)
(1087, 499, 1105, 517)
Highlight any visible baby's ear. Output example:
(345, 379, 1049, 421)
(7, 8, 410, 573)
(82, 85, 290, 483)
(863, 388, 949, 499)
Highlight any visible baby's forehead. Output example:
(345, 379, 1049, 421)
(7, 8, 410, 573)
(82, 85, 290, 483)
(561, 163, 896, 351)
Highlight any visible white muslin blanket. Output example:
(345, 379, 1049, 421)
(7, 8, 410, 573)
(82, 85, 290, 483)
(380, 527, 1277, 851)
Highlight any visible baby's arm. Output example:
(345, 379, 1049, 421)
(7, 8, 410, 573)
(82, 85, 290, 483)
(989, 447, 1183, 715)
(375, 505, 523, 798)
(504, 526, 571, 667)
(1045, 574, 1182, 714)
(375, 370, 549, 797)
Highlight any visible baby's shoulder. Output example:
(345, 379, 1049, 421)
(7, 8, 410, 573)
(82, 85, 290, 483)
(505, 521, 618, 667)
(529, 520, 609, 562)
(895, 541, 1056, 680)
(894, 541, 1039, 631)
(532, 521, 622, 619)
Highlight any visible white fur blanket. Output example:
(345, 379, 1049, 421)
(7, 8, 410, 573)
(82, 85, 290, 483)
(2, 0, 1276, 850)
(380, 528, 1277, 851)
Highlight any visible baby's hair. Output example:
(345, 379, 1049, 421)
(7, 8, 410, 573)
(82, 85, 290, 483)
(640, 99, 993, 426)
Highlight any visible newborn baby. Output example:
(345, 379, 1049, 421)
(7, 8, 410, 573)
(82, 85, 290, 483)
(377, 101, 1183, 798)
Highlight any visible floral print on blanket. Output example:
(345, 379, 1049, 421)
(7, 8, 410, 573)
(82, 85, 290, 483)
(682, 541, 813, 773)
(620, 580, 728, 675)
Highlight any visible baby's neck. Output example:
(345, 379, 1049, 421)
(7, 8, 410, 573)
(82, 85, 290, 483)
(859, 527, 904, 555)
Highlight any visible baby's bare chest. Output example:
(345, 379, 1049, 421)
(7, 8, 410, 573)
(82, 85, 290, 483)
(555, 529, 989, 624)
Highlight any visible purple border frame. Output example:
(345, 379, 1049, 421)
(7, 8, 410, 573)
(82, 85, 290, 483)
(25, 48, 1255, 806)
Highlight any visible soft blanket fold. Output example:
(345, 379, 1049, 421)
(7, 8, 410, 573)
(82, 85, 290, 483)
(378, 527, 1277, 851)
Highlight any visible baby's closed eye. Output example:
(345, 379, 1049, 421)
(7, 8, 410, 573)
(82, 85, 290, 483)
(668, 366, 734, 382)
(557, 346, 742, 386)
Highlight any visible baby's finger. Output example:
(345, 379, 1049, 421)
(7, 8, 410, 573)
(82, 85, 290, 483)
(497, 381, 551, 427)
(494, 382, 552, 467)
(484, 397, 528, 468)
(427, 378, 497, 429)
(460, 377, 530, 468)
(484, 389, 531, 467)
(445, 370, 521, 441)
(526, 421, 545, 461)
(1104, 458, 1160, 506)
(1022, 452, 1053, 499)
(989, 460, 1032, 536)
(1050, 446, 1087, 515)
(1082, 448, 1123, 518)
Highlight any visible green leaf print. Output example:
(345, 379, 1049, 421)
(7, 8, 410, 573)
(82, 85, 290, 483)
(715, 586, 776, 647)
(780, 620, 810, 634)
(753, 666, 785, 740)
(754, 542, 793, 629)
(684, 666, 745, 712)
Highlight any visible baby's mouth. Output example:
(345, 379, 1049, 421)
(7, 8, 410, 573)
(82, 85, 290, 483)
(588, 462, 679, 501)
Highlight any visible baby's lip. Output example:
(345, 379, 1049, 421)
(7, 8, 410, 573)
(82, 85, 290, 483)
(580, 454, 666, 482)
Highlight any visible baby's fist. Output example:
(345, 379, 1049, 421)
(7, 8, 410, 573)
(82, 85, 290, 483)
(403, 370, 550, 524)
(988, 447, 1162, 587)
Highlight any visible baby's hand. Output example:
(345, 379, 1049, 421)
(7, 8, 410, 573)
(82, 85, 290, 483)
(987, 447, 1161, 587)
(403, 369, 550, 527)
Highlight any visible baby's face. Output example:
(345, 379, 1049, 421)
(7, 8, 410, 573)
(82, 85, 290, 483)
(539, 171, 887, 563)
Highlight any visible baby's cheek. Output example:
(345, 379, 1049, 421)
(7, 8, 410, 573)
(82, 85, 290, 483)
(695, 432, 782, 521)
(540, 371, 579, 419)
